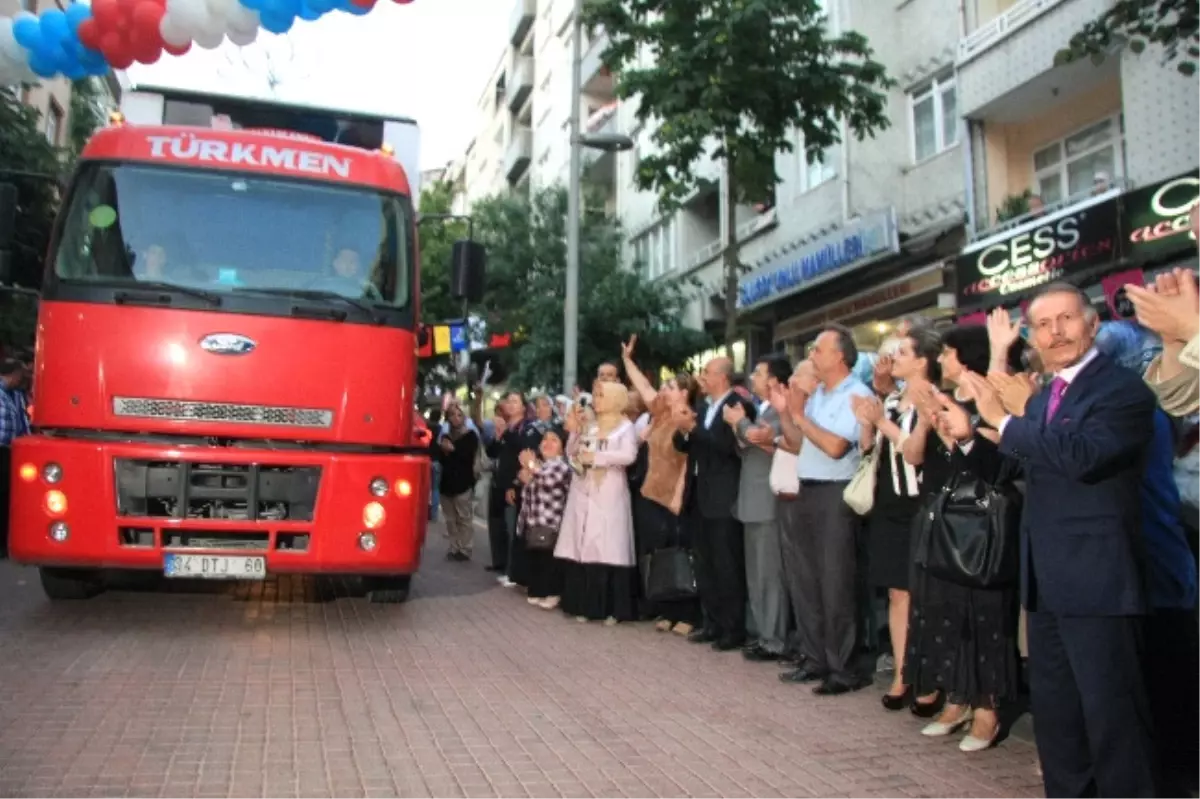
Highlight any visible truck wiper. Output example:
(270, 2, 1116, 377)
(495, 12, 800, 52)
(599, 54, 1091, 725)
(111, 281, 223, 307)
(232, 288, 383, 321)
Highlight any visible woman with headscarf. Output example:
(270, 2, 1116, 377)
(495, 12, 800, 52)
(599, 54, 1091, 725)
(554, 380, 640, 623)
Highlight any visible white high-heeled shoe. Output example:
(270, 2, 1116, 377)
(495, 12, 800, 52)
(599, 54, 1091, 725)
(922, 711, 974, 737)
(959, 724, 1000, 752)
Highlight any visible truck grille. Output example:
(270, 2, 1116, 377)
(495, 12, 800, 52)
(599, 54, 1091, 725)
(113, 397, 333, 428)
(115, 459, 322, 522)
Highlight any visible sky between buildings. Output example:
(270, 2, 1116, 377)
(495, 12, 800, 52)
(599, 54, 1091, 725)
(127, 0, 510, 170)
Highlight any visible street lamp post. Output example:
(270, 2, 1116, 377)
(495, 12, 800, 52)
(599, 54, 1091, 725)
(563, 0, 632, 394)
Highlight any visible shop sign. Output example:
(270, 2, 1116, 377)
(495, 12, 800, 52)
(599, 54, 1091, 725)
(737, 209, 899, 311)
(774, 266, 945, 341)
(955, 195, 1119, 309)
(1122, 170, 1199, 263)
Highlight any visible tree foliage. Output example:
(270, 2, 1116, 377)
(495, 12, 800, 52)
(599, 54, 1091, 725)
(418, 178, 470, 324)
(472, 185, 711, 391)
(585, 0, 895, 351)
(67, 78, 107, 166)
(0, 89, 63, 289)
(1059, 0, 1198, 76)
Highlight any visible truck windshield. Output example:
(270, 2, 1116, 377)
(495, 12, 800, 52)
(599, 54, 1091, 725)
(52, 164, 412, 310)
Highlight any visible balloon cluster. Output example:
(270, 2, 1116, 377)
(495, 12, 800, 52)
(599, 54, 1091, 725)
(9, 5, 108, 80)
(0, 0, 415, 84)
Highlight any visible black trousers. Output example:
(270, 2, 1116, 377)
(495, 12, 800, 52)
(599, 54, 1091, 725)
(1028, 610, 1156, 798)
(693, 514, 746, 642)
(785, 482, 858, 683)
(487, 503, 509, 570)
(1143, 607, 1199, 796)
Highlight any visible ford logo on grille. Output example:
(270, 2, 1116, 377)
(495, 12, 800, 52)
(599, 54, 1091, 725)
(199, 333, 257, 355)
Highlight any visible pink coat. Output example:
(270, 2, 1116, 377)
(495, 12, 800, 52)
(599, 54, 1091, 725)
(554, 420, 638, 567)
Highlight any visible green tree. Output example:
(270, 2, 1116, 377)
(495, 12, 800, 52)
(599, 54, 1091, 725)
(0, 89, 63, 289)
(472, 184, 711, 391)
(67, 78, 108, 166)
(417, 178, 470, 324)
(585, 0, 894, 352)
(1059, 0, 1198, 76)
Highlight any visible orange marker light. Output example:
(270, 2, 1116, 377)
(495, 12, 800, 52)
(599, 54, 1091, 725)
(394, 479, 413, 498)
(44, 490, 67, 517)
(18, 463, 37, 482)
(363, 501, 386, 529)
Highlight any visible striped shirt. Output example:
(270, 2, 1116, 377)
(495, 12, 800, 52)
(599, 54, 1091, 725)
(880, 391, 921, 498)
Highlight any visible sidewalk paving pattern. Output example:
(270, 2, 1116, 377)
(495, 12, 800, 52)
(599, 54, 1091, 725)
(0, 520, 1045, 798)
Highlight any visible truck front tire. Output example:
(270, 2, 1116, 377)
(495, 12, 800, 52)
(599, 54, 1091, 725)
(365, 575, 411, 604)
(39, 568, 103, 600)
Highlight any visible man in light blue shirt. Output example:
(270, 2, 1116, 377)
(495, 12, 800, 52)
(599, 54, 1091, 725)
(774, 324, 873, 696)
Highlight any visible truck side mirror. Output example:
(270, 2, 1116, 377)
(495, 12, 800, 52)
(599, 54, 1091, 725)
(416, 323, 430, 348)
(0, 183, 17, 284)
(450, 239, 486, 303)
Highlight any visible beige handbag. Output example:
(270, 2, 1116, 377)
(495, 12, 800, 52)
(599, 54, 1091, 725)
(769, 447, 800, 499)
(843, 441, 880, 515)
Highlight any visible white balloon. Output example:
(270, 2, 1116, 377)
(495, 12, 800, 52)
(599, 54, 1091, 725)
(226, 25, 256, 46)
(165, 0, 210, 32)
(205, 0, 235, 17)
(193, 27, 225, 49)
(159, 14, 193, 47)
(225, 4, 260, 35)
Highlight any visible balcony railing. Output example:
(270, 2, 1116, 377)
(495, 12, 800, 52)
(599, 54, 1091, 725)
(504, 127, 533, 183)
(971, 178, 1130, 241)
(507, 57, 534, 113)
(958, 0, 1065, 65)
(509, 0, 534, 47)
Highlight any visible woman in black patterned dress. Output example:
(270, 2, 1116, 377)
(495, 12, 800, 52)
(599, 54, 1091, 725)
(903, 325, 1020, 754)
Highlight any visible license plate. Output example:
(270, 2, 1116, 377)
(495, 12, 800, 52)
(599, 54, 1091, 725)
(163, 554, 266, 580)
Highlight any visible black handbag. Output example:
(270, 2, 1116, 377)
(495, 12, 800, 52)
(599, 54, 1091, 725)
(643, 546, 698, 602)
(916, 468, 1022, 590)
(525, 525, 558, 551)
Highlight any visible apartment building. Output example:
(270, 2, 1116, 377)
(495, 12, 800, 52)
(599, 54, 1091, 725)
(3, 0, 74, 147)
(953, 0, 1199, 316)
(448, 0, 619, 215)
(621, 0, 970, 366)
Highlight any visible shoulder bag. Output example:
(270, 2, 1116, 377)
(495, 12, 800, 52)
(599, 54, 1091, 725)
(525, 525, 558, 551)
(914, 467, 1022, 589)
(842, 441, 879, 516)
(769, 447, 800, 499)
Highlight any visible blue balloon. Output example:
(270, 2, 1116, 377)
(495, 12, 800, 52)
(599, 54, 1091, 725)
(12, 16, 43, 50)
(258, 10, 295, 33)
(39, 10, 71, 45)
(78, 46, 106, 68)
(338, 1, 370, 16)
(306, 0, 336, 12)
(297, 3, 323, 20)
(238, 0, 267, 10)
(64, 2, 92, 31)
(27, 52, 57, 78)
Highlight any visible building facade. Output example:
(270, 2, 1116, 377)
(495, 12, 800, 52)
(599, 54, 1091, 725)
(3, 0, 74, 147)
(451, 0, 1198, 360)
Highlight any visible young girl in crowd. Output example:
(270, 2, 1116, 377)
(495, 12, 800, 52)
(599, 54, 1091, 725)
(516, 425, 573, 610)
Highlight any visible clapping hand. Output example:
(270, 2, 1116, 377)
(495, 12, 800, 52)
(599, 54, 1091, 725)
(931, 389, 973, 442)
(746, 425, 774, 446)
(872, 354, 896, 396)
(564, 405, 582, 434)
(673, 403, 697, 433)
(518, 448, 538, 471)
(768, 383, 790, 414)
(1125, 268, 1200, 344)
(439, 436, 455, 454)
(907, 379, 938, 425)
(958, 371, 1006, 428)
(850, 394, 884, 425)
(722, 402, 745, 426)
(492, 415, 507, 436)
(987, 371, 1035, 418)
(578, 450, 595, 467)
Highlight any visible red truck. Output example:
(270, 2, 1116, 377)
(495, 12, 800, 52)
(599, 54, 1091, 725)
(2, 88, 482, 602)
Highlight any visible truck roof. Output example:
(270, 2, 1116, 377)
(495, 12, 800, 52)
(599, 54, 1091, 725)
(80, 124, 414, 196)
(127, 83, 418, 128)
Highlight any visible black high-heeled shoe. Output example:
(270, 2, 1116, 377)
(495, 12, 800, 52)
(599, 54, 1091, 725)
(911, 691, 944, 718)
(881, 686, 912, 711)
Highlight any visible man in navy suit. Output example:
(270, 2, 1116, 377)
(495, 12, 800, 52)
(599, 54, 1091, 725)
(966, 283, 1158, 798)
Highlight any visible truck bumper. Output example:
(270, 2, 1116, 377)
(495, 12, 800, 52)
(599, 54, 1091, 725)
(8, 436, 430, 575)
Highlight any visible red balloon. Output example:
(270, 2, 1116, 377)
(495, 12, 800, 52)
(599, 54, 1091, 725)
(77, 18, 101, 49)
(131, 1, 165, 39)
(91, 0, 121, 26)
(135, 42, 162, 64)
(163, 40, 191, 56)
(349, 0, 373, 7)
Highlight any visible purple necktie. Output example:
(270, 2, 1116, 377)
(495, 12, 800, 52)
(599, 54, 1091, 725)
(1045, 376, 1068, 422)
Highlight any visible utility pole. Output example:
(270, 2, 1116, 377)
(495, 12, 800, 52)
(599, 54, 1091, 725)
(562, 0, 585, 395)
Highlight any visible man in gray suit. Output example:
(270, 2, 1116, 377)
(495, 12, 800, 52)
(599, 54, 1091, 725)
(723, 353, 793, 661)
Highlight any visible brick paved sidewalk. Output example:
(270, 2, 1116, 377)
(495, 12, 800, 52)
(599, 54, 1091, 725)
(0, 520, 1044, 798)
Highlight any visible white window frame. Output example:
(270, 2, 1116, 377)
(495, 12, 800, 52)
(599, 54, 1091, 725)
(632, 217, 676, 280)
(1031, 114, 1124, 204)
(789, 127, 838, 199)
(908, 74, 958, 164)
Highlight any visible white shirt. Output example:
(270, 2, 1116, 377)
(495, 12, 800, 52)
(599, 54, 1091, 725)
(704, 390, 733, 430)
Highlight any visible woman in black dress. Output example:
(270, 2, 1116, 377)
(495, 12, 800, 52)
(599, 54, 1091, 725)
(903, 325, 1020, 754)
(853, 328, 944, 713)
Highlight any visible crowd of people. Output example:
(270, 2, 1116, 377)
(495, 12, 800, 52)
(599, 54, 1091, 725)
(430, 271, 1200, 799)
